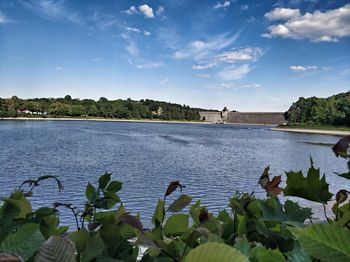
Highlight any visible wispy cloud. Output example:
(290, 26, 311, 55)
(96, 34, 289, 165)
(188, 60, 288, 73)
(214, 1, 231, 10)
(173, 31, 240, 61)
(197, 74, 211, 78)
(122, 5, 137, 15)
(128, 60, 164, 69)
(216, 47, 263, 63)
(126, 27, 141, 33)
(160, 77, 169, 84)
(240, 5, 249, 11)
(192, 63, 217, 70)
(217, 64, 252, 80)
(55, 66, 64, 72)
(263, 4, 350, 42)
(0, 9, 11, 24)
(18, 0, 83, 25)
(289, 65, 318, 72)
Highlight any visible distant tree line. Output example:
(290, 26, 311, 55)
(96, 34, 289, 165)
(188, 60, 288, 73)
(286, 91, 350, 126)
(0, 95, 200, 121)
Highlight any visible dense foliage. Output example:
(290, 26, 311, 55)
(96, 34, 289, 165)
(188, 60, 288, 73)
(0, 95, 200, 121)
(286, 91, 350, 126)
(0, 136, 350, 261)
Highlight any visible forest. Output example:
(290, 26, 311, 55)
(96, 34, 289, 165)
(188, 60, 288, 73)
(286, 91, 350, 127)
(0, 95, 200, 121)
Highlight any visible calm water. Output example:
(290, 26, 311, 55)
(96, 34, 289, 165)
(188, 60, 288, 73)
(0, 120, 347, 228)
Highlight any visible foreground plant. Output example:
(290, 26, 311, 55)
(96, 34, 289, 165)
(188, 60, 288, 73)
(0, 136, 350, 261)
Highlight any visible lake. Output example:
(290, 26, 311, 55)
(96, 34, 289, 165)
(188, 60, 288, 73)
(0, 120, 347, 228)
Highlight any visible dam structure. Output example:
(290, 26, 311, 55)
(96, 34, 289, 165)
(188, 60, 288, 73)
(199, 107, 287, 125)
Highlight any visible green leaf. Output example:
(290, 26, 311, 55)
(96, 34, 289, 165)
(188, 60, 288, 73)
(0, 223, 45, 261)
(250, 246, 285, 262)
(163, 214, 189, 237)
(36, 236, 76, 262)
(98, 173, 111, 190)
(288, 244, 312, 262)
(184, 242, 249, 262)
(85, 182, 96, 201)
(259, 198, 312, 223)
(106, 181, 122, 193)
(236, 215, 247, 236)
(217, 210, 235, 243)
(81, 233, 104, 262)
(152, 199, 165, 226)
(284, 161, 333, 203)
(291, 223, 350, 262)
(69, 228, 89, 253)
(40, 214, 60, 239)
(234, 236, 250, 257)
(337, 171, 350, 180)
(167, 194, 192, 212)
(1, 191, 32, 219)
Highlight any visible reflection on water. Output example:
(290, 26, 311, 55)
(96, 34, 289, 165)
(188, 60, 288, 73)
(0, 120, 347, 227)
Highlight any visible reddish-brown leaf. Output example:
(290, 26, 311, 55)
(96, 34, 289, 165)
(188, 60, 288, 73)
(266, 175, 283, 196)
(165, 181, 184, 197)
(258, 166, 270, 189)
(332, 136, 350, 158)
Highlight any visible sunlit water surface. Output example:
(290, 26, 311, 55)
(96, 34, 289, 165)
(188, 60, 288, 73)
(0, 120, 347, 228)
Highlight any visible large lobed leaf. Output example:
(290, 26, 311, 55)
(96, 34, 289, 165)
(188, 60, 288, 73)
(284, 160, 333, 203)
(291, 223, 350, 262)
(259, 198, 312, 223)
(0, 223, 45, 261)
(184, 242, 248, 262)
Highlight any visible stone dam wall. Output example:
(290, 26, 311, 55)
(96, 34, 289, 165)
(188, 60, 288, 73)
(199, 111, 286, 125)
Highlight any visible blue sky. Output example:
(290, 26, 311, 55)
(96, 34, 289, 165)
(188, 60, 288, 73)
(0, 0, 349, 111)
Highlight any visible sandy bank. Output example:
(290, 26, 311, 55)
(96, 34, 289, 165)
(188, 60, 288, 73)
(272, 127, 350, 136)
(0, 117, 209, 125)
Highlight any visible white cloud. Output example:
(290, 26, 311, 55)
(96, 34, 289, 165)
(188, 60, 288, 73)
(139, 4, 154, 18)
(263, 4, 350, 42)
(123, 5, 137, 15)
(216, 47, 263, 63)
(289, 65, 318, 72)
(217, 64, 252, 80)
(220, 83, 235, 88)
(192, 63, 217, 70)
(126, 27, 141, 33)
(143, 30, 151, 36)
(19, 0, 82, 25)
(240, 5, 249, 11)
(265, 8, 300, 20)
(214, 1, 231, 10)
(173, 32, 240, 60)
(197, 74, 211, 78)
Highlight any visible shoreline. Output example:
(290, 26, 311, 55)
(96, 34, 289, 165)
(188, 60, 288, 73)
(0, 117, 209, 125)
(272, 127, 350, 136)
